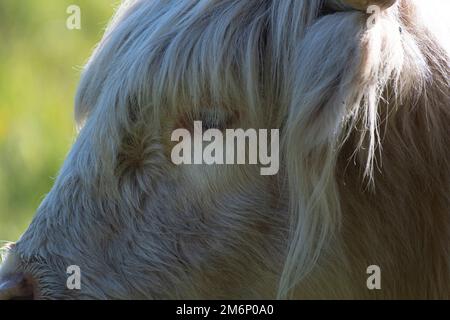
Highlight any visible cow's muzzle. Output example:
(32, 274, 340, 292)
(0, 273, 35, 300)
(0, 245, 36, 300)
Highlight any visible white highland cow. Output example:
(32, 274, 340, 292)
(0, 0, 449, 299)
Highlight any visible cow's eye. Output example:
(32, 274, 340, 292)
(200, 109, 239, 131)
(200, 111, 227, 131)
(175, 109, 237, 132)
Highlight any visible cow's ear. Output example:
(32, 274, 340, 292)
(279, 6, 405, 297)
(279, 12, 365, 299)
(279, 0, 417, 297)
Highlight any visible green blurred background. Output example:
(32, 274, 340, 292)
(0, 1, 117, 241)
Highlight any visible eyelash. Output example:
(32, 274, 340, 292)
(201, 116, 225, 131)
(176, 110, 236, 131)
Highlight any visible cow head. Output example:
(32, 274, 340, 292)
(1, 0, 449, 299)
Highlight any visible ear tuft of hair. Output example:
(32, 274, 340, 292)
(280, 0, 448, 298)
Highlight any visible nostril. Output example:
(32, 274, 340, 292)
(0, 273, 35, 300)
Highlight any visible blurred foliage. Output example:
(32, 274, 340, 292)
(0, 0, 117, 241)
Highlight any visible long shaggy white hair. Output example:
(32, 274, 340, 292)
(1, 0, 449, 299)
